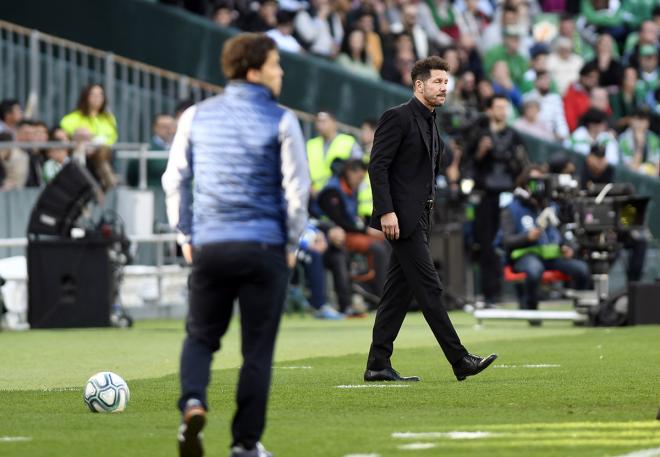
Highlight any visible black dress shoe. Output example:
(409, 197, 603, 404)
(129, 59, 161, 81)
(452, 353, 498, 381)
(364, 367, 421, 382)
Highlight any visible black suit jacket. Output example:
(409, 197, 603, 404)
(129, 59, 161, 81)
(369, 98, 444, 239)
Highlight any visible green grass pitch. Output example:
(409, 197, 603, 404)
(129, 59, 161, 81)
(0, 312, 659, 456)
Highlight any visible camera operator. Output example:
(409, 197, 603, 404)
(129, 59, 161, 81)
(468, 94, 527, 306)
(499, 166, 591, 313)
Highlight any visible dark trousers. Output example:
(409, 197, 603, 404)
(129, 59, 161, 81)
(367, 210, 468, 370)
(178, 242, 289, 449)
(323, 246, 353, 312)
(474, 193, 502, 301)
(513, 254, 591, 310)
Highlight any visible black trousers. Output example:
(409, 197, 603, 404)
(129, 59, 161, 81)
(474, 193, 502, 301)
(367, 210, 468, 370)
(178, 242, 289, 449)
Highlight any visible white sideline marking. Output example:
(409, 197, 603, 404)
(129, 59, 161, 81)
(343, 454, 380, 457)
(0, 436, 32, 442)
(612, 447, 660, 457)
(494, 364, 561, 368)
(274, 366, 313, 370)
(398, 443, 437, 450)
(336, 385, 411, 389)
(393, 431, 496, 440)
(41, 387, 79, 392)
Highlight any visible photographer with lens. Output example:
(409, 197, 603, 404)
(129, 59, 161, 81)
(468, 95, 527, 307)
(498, 166, 591, 316)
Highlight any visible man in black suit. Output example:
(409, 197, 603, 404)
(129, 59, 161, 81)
(364, 56, 497, 382)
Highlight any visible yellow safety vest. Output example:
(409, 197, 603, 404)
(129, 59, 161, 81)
(357, 173, 373, 218)
(307, 134, 356, 192)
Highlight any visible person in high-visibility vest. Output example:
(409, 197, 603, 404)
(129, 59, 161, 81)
(306, 111, 363, 195)
(357, 119, 376, 220)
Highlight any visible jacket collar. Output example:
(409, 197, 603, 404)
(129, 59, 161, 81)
(225, 81, 275, 101)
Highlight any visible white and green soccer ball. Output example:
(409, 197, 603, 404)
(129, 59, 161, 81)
(83, 372, 130, 413)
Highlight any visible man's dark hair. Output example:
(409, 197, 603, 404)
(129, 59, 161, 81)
(516, 164, 546, 188)
(0, 99, 20, 121)
(632, 106, 651, 120)
(653, 5, 660, 17)
(16, 119, 34, 128)
(339, 158, 367, 178)
(579, 108, 607, 127)
(175, 99, 194, 117)
(548, 151, 572, 174)
(411, 56, 450, 84)
(362, 118, 377, 128)
(485, 94, 509, 109)
(76, 84, 108, 117)
(221, 33, 276, 80)
(579, 61, 599, 77)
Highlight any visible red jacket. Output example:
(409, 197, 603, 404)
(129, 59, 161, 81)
(563, 83, 591, 132)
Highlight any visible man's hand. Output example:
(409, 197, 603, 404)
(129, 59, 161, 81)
(367, 226, 386, 240)
(381, 212, 399, 240)
(287, 252, 297, 269)
(476, 136, 493, 160)
(527, 227, 542, 242)
(182, 243, 193, 264)
(310, 232, 328, 253)
(327, 226, 346, 247)
(561, 245, 574, 258)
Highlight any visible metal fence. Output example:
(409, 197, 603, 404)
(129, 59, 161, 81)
(0, 20, 359, 143)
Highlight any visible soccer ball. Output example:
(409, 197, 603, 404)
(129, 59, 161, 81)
(83, 372, 130, 413)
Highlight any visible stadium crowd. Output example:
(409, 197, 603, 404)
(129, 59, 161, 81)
(0, 0, 659, 318)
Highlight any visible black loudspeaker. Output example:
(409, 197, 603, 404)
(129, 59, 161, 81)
(27, 161, 100, 237)
(27, 238, 113, 328)
(628, 282, 660, 325)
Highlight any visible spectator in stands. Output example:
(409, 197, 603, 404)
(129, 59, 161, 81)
(590, 86, 614, 123)
(0, 99, 23, 137)
(624, 18, 658, 70)
(0, 132, 12, 189)
(563, 61, 599, 132)
(548, 36, 585, 96)
(525, 70, 570, 140)
(637, 44, 659, 102)
(513, 97, 554, 141)
(476, 77, 495, 110)
(455, 0, 490, 44)
(380, 34, 416, 86)
(242, 0, 277, 32)
(211, 0, 239, 28)
(61, 84, 118, 145)
(618, 107, 660, 176)
(127, 113, 176, 187)
(580, 142, 615, 188)
(418, 0, 460, 43)
(520, 43, 553, 94)
(398, 3, 435, 59)
(317, 159, 389, 300)
(0, 124, 29, 190)
(352, 11, 384, 71)
(589, 33, 624, 89)
(499, 165, 590, 313)
(296, 223, 347, 319)
(490, 60, 523, 111)
(294, 0, 344, 58)
(360, 118, 377, 158)
(24, 120, 48, 187)
(469, 94, 527, 306)
(347, 0, 391, 37)
(567, 107, 619, 165)
(484, 25, 528, 90)
(554, 12, 594, 61)
(456, 34, 484, 80)
(452, 70, 480, 110)
(43, 128, 70, 183)
(336, 29, 381, 80)
(266, 10, 303, 54)
(580, 0, 626, 42)
(481, 2, 525, 54)
(610, 66, 646, 131)
(306, 111, 362, 195)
